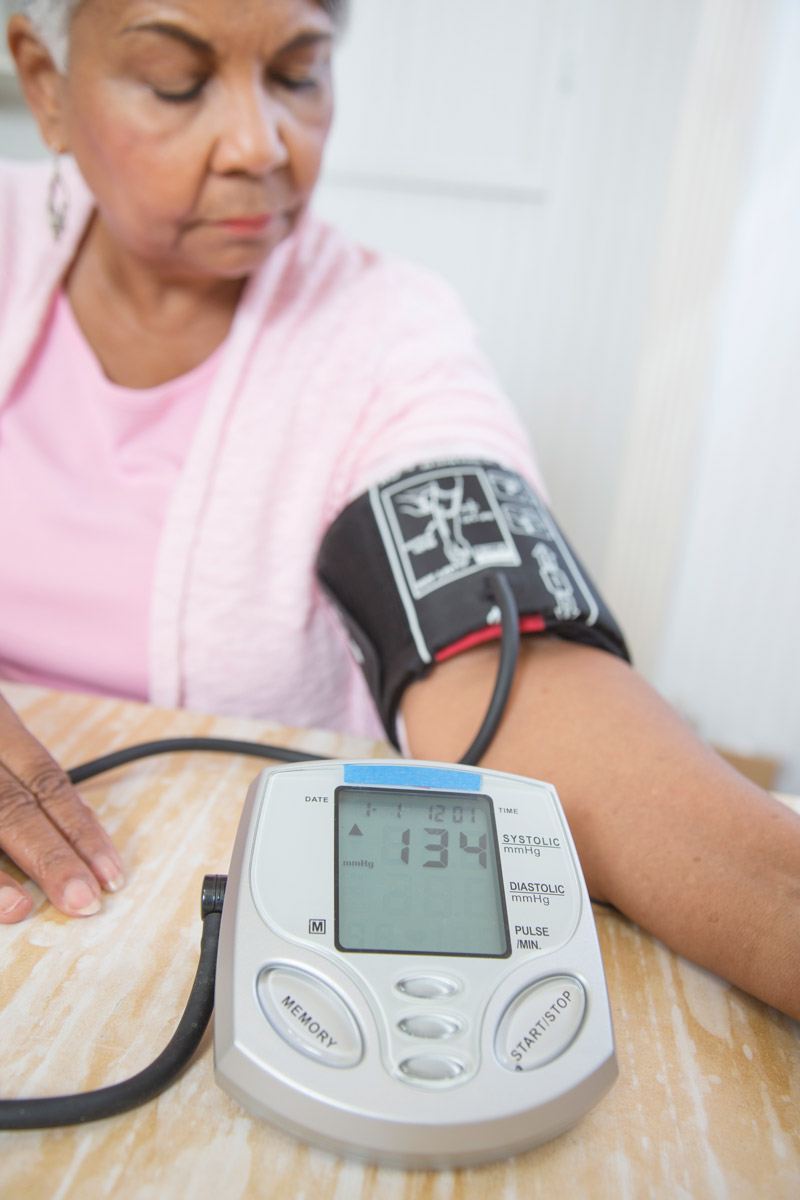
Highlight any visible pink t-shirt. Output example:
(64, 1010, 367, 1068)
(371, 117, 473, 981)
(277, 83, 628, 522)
(0, 291, 220, 698)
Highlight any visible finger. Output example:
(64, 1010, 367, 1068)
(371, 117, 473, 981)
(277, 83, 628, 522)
(0, 769, 106, 916)
(9, 756, 124, 892)
(0, 698, 124, 894)
(0, 868, 33, 924)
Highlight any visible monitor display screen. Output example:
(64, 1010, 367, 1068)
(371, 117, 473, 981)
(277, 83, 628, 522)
(335, 787, 509, 957)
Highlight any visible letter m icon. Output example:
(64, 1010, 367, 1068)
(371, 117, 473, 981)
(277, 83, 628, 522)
(308, 918, 327, 935)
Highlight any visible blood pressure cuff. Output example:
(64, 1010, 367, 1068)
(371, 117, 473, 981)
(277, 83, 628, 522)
(316, 460, 630, 746)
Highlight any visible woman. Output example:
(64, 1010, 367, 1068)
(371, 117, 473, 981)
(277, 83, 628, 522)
(1, 0, 799, 1024)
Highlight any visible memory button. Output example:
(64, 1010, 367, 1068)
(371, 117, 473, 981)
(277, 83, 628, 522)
(257, 965, 363, 1068)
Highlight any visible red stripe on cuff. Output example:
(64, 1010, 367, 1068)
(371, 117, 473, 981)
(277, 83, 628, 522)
(434, 615, 546, 663)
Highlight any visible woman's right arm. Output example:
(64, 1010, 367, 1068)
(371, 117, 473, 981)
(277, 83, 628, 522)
(0, 692, 124, 923)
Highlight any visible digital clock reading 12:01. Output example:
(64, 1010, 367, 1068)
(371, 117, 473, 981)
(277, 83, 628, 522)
(334, 787, 510, 958)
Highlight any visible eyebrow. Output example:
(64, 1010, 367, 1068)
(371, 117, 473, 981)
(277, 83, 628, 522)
(123, 21, 215, 56)
(122, 22, 333, 58)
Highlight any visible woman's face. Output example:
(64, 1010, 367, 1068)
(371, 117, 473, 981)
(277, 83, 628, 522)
(56, 0, 335, 282)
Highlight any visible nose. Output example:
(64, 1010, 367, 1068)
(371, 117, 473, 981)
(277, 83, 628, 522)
(211, 75, 290, 177)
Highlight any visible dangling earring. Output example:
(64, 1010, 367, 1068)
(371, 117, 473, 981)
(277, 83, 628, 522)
(47, 147, 69, 241)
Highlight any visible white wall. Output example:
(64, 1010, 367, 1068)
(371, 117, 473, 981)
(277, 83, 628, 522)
(652, 0, 800, 788)
(2, 0, 797, 787)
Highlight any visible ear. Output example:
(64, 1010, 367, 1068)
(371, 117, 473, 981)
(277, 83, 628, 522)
(7, 14, 69, 152)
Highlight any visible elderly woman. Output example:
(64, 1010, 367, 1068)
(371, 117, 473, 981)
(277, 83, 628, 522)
(0, 0, 798, 1023)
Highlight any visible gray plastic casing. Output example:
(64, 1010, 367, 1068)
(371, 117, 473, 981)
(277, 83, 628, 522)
(214, 760, 616, 1168)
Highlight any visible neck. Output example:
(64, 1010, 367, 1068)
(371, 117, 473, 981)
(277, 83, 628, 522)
(69, 215, 246, 334)
(64, 216, 246, 387)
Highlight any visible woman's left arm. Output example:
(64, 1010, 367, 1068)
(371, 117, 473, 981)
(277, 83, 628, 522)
(401, 636, 800, 1021)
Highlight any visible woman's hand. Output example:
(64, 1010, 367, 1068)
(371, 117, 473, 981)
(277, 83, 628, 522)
(0, 693, 124, 923)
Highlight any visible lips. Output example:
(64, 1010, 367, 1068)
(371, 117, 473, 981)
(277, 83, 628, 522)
(215, 213, 275, 234)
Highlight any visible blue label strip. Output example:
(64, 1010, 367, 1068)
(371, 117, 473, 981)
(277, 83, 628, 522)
(343, 763, 481, 792)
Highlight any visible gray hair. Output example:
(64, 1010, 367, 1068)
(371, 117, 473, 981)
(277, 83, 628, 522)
(21, 1, 82, 73)
(20, 0, 347, 76)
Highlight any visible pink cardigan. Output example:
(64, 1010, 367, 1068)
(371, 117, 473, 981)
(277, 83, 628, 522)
(0, 159, 543, 738)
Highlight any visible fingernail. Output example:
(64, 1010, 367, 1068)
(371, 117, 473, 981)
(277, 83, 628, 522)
(0, 886, 29, 916)
(63, 878, 102, 916)
(95, 855, 125, 893)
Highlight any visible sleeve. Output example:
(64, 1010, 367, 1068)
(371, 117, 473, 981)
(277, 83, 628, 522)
(326, 257, 547, 520)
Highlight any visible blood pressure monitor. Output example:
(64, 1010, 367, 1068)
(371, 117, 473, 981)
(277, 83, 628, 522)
(214, 760, 616, 1167)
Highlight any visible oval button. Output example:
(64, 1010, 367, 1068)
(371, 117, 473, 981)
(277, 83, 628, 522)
(257, 966, 363, 1068)
(398, 1055, 466, 1083)
(495, 975, 586, 1072)
(398, 1014, 462, 1040)
(395, 975, 460, 1000)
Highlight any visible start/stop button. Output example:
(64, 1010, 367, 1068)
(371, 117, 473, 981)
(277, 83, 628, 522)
(495, 975, 586, 1072)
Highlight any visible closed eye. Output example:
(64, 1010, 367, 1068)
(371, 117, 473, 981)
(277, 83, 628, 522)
(153, 80, 207, 103)
(272, 73, 320, 92)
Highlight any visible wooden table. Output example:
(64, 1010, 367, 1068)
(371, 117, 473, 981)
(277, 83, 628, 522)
(1, 684, 798, 1199)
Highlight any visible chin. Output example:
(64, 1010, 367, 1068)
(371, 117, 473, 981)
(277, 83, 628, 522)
(192, 243, 282, 282)
(208, 224, 300, 279)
